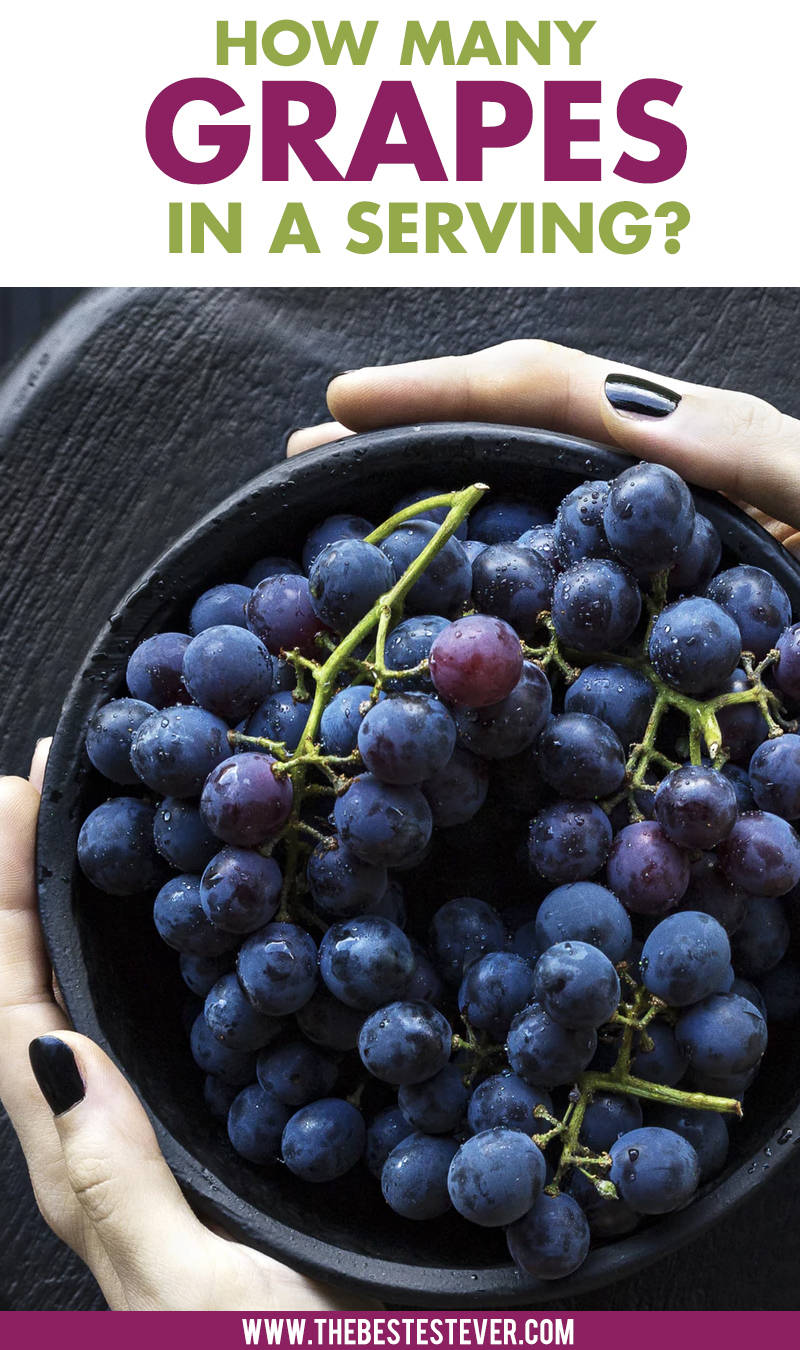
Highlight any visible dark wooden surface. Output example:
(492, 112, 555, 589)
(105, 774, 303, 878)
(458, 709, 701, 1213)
(1, 286, 799, 1311)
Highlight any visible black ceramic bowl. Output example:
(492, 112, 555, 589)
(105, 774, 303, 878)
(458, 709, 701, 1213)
(37, 423, 800, 1307)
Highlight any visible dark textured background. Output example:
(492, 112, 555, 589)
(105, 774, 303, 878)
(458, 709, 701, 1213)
(0, 286, 799, 1311)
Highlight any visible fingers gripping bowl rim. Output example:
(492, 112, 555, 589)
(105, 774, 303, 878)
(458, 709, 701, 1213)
(36, 423, 800, 1307)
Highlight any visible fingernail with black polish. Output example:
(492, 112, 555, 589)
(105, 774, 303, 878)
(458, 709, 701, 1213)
(605, 374, 681, 419)
(29, 1036, 85, 1117)
(328, 370, 356, 385)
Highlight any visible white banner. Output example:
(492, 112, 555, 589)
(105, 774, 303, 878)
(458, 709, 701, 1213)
(0, 1, 794, 284)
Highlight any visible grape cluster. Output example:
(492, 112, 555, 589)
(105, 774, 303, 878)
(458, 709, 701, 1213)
(77, 466, 800, 1285)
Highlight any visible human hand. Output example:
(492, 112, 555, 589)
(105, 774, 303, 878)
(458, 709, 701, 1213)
(0, 743, 367, 1311)
(287, 339, 800, 554)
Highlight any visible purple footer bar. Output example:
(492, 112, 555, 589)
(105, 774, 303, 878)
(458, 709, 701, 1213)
(1, 1312, 796, 1347)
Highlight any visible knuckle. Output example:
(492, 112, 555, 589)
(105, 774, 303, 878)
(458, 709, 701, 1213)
(726, 391, 783, 445)
(66, 1153, 119, 1227)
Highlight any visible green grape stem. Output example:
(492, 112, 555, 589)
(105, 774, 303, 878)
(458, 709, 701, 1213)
(271, 483, 489, 917)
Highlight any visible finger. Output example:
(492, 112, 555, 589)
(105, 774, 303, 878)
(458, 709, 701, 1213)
(30, 1031, 208, 1307)
(328, 341, 800, 528)
(287, 422, 353, 457)
(29, 737, 52, 793)
(0, 776, 69, 1158)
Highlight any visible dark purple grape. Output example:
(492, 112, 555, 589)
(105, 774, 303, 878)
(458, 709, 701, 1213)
(641, 911, 731, 1006)
(319, 916, 415, 1010)
(200, 753, 293, 847)
(246, 574, 328, 659)
(153, 874, 236, 956)
(471, 544, 553, 639)
(678, 852, 748, 934)
(535, 882, 632, 963)
(131, 705, 230, 798)
(609, 1127, 699, 1215)
(86, 698, 156, 784)
(470, 496, 549, 544)
(429, 896, 506, 985)
(533, 941, 620, 1030)
(554, 481, 611, 566)
(334, 774, 433, 868)
(607, 821, 690, 916)
(365, 875, 406, 927)
(244, 557, 302, 587)
(379, 519, 472, 616)
(631, 1019, 687, 1086)
(237, 922, 318, 1015)
(183, 625, 272, 721)
(604, 463, 695, 573)
(537, 713, 626, 799)
(458, 952, 537, 1039)
(126, 632, 190, 707)
(365, 1106, 414, 1178)
(320, 684, 382, 755)
(668, 514, 721, 594)
(580, 1093, 642, 1153)
(564, 663, 655, 750)
(279, 1096, 364, 1182)
(507, 1192, 591, 1280)
(422, 747, 489, 827)
(675, 992, 767, 1077)
(189, 583, 251, 635)
(654, 765, 738, 849)
(774, 623, 800, 702)
(381, 1133, 459, 1219)
(717, 811, 800, 896)
(429, 615, 523, 708)
(358, 693, 456, 785)
(706, 566, 792, 661)
(179, 951, 232, 998)
(398, 1063, 469, 1135)
(227, 1083, 291, 1163)
(204, 972, 283, 1050)
(358, 1000, 452, 1086)
(649, 598, 741, 696)
(154, 797, 218, 873)
(302, 513, 374, 572)
(256, 1040, 338, 1106)
(455, 661, 552, 760)
(517, 523, 561, 575)
(645, 1104, 729, 1182)
(506, 1003, 597, 1089)
(245, 690, 310, 754)
(294, 987, 364, 1051)
(307, 838, 388, 918)
(190, 1014, 255, 1086)
(308, 538, 394, 633)
(717, 669, 768, 764)
(467, 1072, 552, 1136)
(552, 559, 641, 654)
(383, 614, 449, 693)
(721, 763, 756, 812)
(730, 896, 790, 976)
(447, 1128, 546, 1227)
(749, 734, 800, 820)
(77, 797, 168, 896)
(199, 846, 282, 933)
(528, 800, 612, 883)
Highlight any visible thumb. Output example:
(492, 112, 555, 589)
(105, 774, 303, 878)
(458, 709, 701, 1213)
(29, 1031, 209, 1308)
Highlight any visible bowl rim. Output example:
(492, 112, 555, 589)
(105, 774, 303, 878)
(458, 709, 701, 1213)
(37, 421, 800, 1307)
